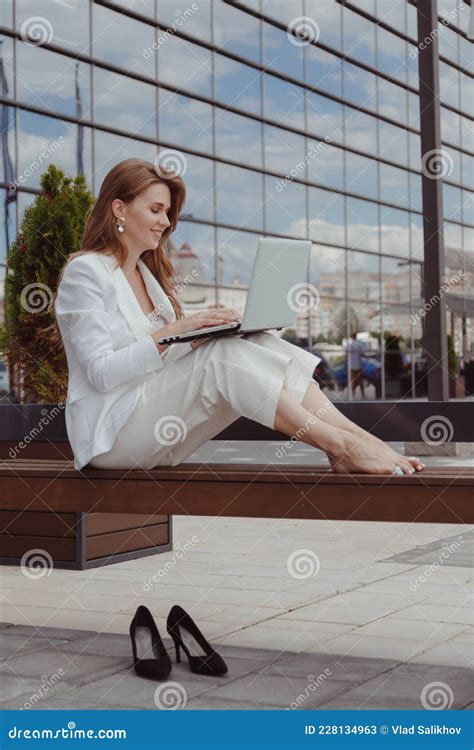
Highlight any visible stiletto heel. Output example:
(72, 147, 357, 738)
(167, 604, 228, 676)
(129, 605, 172, 679)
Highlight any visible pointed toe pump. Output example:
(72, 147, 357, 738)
(130, 605, 172, 680)
(167, 605, 228, 677)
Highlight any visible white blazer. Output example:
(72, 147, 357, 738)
(54, 252, 193, 470)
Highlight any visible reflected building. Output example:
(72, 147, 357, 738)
(0, 0, 472, 399)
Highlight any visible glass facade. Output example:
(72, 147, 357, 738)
(0, 0, 472, 399)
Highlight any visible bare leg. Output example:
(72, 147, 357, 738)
(273, 385, 418, 475)
(301, 381, 425, 472)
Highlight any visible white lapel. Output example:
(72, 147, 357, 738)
(95, 253, 176, 341)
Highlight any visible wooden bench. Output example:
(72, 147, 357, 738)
(1, 401, 472, 569)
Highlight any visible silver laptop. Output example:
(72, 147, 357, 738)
(158, 237, 312, 345)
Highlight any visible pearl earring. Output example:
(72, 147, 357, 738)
(116, 217, 126, 233)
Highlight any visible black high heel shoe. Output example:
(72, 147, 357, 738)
(130, 605, 172, 679)
(167, 605, 228, 676)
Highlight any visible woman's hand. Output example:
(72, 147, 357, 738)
(174, 307, 241, 336)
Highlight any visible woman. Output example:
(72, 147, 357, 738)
(54, 158, 424, 476)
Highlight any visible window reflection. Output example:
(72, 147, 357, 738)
(16, 0, 90, 52)
(377, 79, 408, 124)
(439, 62, 460, 109)
(263, 75, 305, 130)
(443, 184, 463, 222)
(92, 4, 154, 77)
(216, 162, 263, 231)
(410, 213, 423, 260)
(263, 23, 304, 81)
(109, 0, 156, 18)
(17, 44, 92, 120)
(0, 37, 14, 99)
(378, 121, 409, 166)
(379, 163, 409, 207)
(305, 45, 342, 97)
(306, 0, 342, 52)
(0, 105, 15, 192)
(157, 0, 211, 42)
(380, 206, 410, 258)
(261, 0, 303, 24)
(308, 187, 345, 246)
(178, 154, 214, 223)
(214, 54, 262, 116)
(346, 197, 379, 252)
(17, 111, 92, 191)
(307, 141, 344, 190)
(381, 258, 412, 307)
(345, 152, 378, 200)
(343, 8, 376, 67)
(215, 109, 263, 169)
(213, 4, 260, 64)
(307, 92, 343, 144)
(158, 35, 212, 98)
(347, 251, 380, 301)
(344, 107, 377, 155)
(93, 129, 155, 193)
(216, 228, 260, 287)
(159, 91, 213, 155)
(376, 27, 408, 83)
(343, 61, 377, 111)
(264, 125, 306, 175)
(264, 176, 307, 237)
(168, 221, 215, 290)
(93, 68, 156, 138)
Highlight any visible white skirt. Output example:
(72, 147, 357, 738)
(89, 331, 321, 470)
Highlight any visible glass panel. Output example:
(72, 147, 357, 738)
(311, 244, 346, 297)
(17, 111, 92, 191)
(379, 205, 410, 258)
(438, 22, 459, 65)
(379, 163, 409, 207)
(461, 153, 473, 190)
(263, 75, 305, 130)
(439, 61, 460, 109)
(215, 162, 263, 231)
(409, 172, 422, 213)
(460, 115, 474, 154)
(264, 176, 307, 237)
(0, 36, 14, 98)
(158, 35, 212, 98)
(0, 105, 15, 191)
(305, 45, 342, 97)
(306, 92, 343, 145)
(168, 221, 215, 288)
(345, 152, 378, 200)
(16, 0, 90, 53)
(376, 0, 406, 34)
(305, 0, 342, 52)
(378, 120, 409, 166)
(215, 109, 263, 169)
(343, 7, 376, 67)
(462, 190, 473, 227)
(409, 133, 421, 170)
(16, 44, 91, 119)
(263, 22, 304, 81)
(261, 0, 303, 24)
(92, 4, 154, 76)
(343, 61, 377, 111)
(377, 78, 408, 124)
(308, 187, 345, 246)
(179, 154, 214, 223)
(216, 228, 261, 287)
(93, 130, 155, 193)
(93, 67, 156, 139)
(347, 251, 380, 301)
(214, 54, 262, 116)
(307, 141, 344, 190)
(213, 4, 261, 64)
(346, 197, 379, 252)
(264, 125, 306, 175)
(460, 72, 474, 119)
(159, 91, 213, 155)
(444, 221, 462, 249)
(381, 258, 412, 306)
(442, 145, 462, 184)
(443, 184, 463, 223)
(157, 0, 211, 41)
(407, 91, 420, 131)
(441, 107, 461, 147)
(377, 27, 407, 83)
(109, 0, 156, 17)
(344, 107, 377, 155)
(410, 213, 423, 261)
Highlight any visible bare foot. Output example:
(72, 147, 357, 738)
(328, 433, 418, 475)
